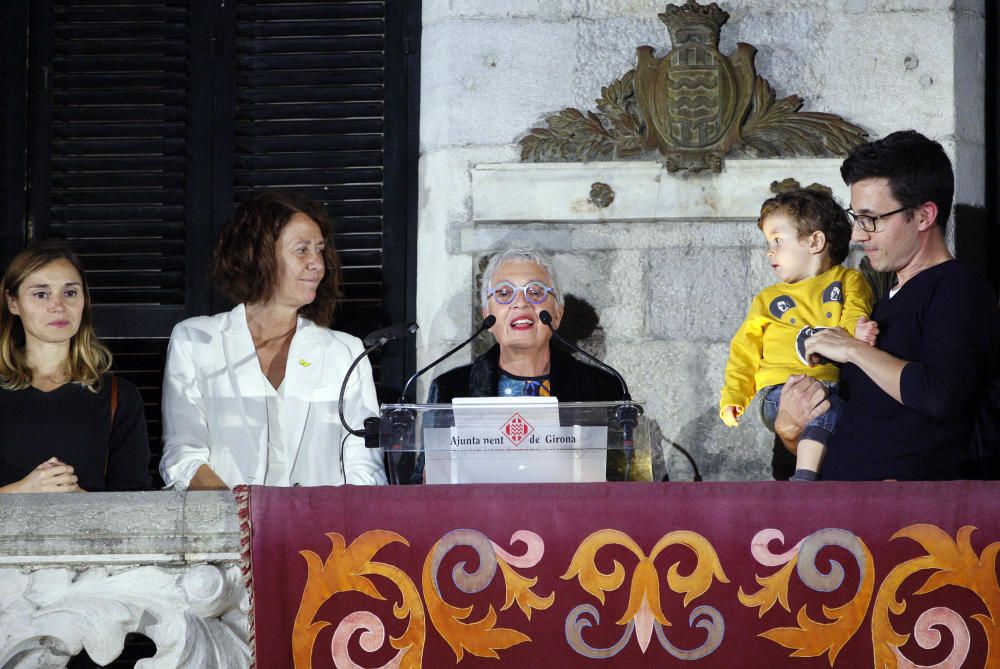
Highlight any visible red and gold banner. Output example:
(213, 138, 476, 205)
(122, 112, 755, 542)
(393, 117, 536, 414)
(238, 481, 1000, 668)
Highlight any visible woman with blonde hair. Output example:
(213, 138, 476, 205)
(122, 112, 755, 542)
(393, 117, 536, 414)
(0, 242, 150, 492)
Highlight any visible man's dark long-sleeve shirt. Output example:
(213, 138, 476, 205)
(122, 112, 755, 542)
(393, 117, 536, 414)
(824, 260, 997, 480)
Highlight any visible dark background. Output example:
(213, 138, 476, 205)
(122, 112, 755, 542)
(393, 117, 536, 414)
(0, 0, 421, 495)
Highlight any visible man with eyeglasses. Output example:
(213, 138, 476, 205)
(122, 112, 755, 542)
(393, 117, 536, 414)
(774, 130, 998, 481)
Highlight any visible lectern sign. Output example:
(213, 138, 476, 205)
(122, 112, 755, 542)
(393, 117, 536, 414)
(501, 413, 533, 446)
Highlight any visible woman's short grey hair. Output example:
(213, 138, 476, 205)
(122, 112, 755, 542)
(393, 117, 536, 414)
(479, 248, 564, 310)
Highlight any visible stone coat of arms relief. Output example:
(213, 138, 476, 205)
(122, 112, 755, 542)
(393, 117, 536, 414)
(519, 0, 867, 173)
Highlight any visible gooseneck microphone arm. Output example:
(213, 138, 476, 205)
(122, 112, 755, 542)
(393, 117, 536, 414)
(339, 322, 419, 442)
(398, 315, 496, 403)
(339, 341, 384, 438)
(538, 310, 631, 401)
(539, 309, 639, 480)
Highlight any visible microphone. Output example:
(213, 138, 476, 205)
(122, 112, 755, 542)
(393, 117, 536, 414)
(398, 315, 496, 403)
(385, 315, 495, 485)
(363, 321, 418, 348)
(539, 309, 640, 480)
(339, 322, 420, 445)
(539, 310, 631, 401)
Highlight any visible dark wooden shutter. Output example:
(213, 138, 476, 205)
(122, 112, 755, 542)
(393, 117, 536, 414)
(7, 0, 418, 483)
(1, 2, 28, 268)
(232, 1, 387, 336)
(27, 0, 205, 337)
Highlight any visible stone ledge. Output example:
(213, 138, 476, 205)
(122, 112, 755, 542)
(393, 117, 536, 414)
(471, 159, 850, 223)
(0, 491, 240, 566)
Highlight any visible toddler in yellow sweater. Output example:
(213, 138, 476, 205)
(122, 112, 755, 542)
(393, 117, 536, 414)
(720, 188, 878, 480)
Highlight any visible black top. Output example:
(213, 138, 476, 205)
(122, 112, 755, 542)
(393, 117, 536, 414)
(824, 261, 998, 481)
(0, 375, 150, 491)
(427, 343, 622, 403)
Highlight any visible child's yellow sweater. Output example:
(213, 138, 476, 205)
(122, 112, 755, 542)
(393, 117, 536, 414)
(719, 265, 873, 417)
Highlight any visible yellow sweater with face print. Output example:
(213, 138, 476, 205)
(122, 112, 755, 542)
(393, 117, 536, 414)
(719, 265, 873, 418)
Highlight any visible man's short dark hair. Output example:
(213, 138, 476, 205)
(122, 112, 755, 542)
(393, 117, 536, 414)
(840, 130, 954, 231)
(758, 188, 853, 265)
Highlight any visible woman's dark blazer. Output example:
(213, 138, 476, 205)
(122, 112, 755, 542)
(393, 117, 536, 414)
(427, 343, 622, 403)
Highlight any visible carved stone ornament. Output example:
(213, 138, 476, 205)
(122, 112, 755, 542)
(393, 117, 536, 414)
(589, 182, 615, 208)
(519, 0, 868, 173)
(769, 178, 833, 196)
(0, 565, 248, 668)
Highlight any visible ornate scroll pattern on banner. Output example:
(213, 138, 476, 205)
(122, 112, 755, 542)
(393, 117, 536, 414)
(293, 531, 425, 669)
(422, 529, 555, 662)
(872, 525, 1000, 669)
(562, 529, 729, 660)
(739, 528, 874, 665)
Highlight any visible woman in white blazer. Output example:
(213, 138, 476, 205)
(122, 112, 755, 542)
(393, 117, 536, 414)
(159, 191, 386, 489)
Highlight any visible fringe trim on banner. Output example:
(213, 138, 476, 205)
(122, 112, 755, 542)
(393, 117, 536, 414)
(235, 484, 257, 669)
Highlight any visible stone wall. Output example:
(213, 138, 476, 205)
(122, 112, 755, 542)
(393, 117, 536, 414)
(416, 0, 986, 481)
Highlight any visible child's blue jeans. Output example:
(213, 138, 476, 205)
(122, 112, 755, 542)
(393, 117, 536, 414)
(759, 381, 843, 446)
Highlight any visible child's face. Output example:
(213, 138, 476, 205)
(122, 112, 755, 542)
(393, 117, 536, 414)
(761, 212, 819, 284)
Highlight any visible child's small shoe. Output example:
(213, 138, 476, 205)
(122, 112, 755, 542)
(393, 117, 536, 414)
(789, 469, 818, 481)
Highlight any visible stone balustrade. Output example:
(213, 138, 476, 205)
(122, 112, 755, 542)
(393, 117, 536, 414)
(0, 492, 247, 668)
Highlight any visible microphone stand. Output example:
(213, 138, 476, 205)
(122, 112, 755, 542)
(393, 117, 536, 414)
(398, 314, 497, 403)
(539, 310, 640, 481)
(339, 341, 384, 448)
(386, 315, 497, 484)
(339, 322, 418, 484)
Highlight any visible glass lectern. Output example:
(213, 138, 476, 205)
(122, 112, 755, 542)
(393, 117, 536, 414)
(377, 398, 651, 484)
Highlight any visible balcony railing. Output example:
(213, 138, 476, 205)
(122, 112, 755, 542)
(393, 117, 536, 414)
(0, 491, 247, 668)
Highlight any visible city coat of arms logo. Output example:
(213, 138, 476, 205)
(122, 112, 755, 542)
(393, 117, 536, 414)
(520, 0, 867, 173)
(501, 413, 534, 446)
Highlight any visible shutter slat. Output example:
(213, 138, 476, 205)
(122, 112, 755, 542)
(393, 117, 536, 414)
(52, 172, 185, 188)
(322, 199, 383, 215)
(51, 204, 185, 219)
(241, 3, 384, 21)
(82, 256, 185, 271)
(56, 6, 186, 23)
(53, 73, 187, 88)
(238, 85, 383, 104)
(89, 287, 184, 303)
(236, 151, 382, 169)
(331, 217, 382, 234)
(64, 239, 184, 254)
(239, 69, 383, 87)
(235, 101, 383, 119)
(53, 90, 187, 105)
(49, 189, 187, 205)
(52, 55, 187, 71)
(238, 19, 384, 38)
(334, 233, 381, 250)
(52, 139, 185, 155)
(52, 107, 187, 123)
(236, 53, 383, 70)
(53, 38, 188, 53)
(88, 271, 184, 288)
(237, 118, 382, 135)
(239, 36, 384, 53)
(234, 177, 382, 197)
(52, 123, 186, 139)
(237, 135, 383, 153)
(50, 220, 185, 235)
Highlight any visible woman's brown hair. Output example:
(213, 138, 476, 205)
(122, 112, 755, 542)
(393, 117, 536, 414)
(0, 242, 112, 392)
(211, 190, 342, 326)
